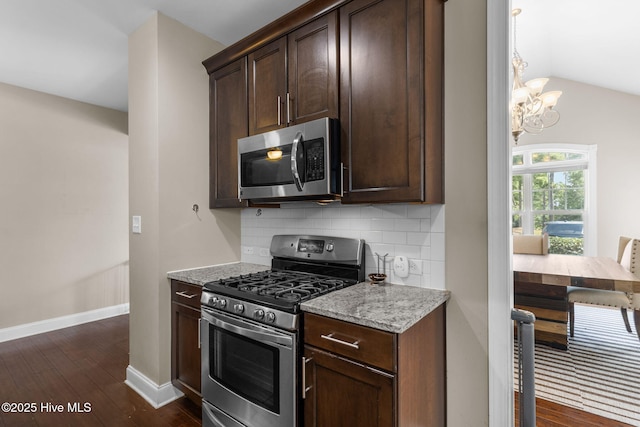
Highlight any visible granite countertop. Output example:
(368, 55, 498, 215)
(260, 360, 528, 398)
(301, 282, 450, 334)
(167, 262, 269, 286)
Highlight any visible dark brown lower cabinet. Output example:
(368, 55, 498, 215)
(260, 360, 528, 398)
(303, 346, 394, 427)
(171, 280, 202, 405)
(303, 304, 446, 426)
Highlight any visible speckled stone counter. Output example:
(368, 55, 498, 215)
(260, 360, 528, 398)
(301, 282, 450, 334)
(167, 262, 269, 286)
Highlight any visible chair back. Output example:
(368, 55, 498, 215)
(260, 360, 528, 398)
(513, 234, 549, 255)
(618, 236, 639, 275)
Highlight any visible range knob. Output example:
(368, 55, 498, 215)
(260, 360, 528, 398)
(326, 242, 335, 252)
(254, 309, 265, 320)
(218, 299, 227, 308)
(209, 296, 218, 305)
(265, 311, 276, 323)
(234, 303, 245, 314)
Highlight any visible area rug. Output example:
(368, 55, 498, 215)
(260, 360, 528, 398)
(515, 304, 640, 426)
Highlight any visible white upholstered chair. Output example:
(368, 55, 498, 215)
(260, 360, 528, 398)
(513, 233, 549, 255)
(568, 236, 640, 339)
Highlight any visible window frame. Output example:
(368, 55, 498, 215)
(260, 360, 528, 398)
(512, 143, 597, 256)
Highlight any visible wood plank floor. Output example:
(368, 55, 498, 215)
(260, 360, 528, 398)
(1, 314, 632, 426)
(515, 393, 635, 427)
(0, 315, 200, 427)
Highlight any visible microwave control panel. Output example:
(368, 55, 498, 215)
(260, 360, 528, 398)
(305, 139, 325, 182)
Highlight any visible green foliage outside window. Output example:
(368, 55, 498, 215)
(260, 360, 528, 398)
(549, 236, 583, 255)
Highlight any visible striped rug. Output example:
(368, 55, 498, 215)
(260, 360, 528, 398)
(514, 303, 640, 426)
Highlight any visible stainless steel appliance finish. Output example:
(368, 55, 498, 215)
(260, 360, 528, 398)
(237, 117, 341, 202)
(201, 235, 364, 427)
(201, 307, 296, 427)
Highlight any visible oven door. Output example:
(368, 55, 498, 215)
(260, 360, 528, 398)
(201, 306, 297, 427)
(238, 117, 340, 201)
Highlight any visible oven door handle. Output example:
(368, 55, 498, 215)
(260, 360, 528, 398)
(202, 307, 293, 347)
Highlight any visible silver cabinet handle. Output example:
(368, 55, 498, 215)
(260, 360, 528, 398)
(286, 92, 291, 124)
(277, 95, 282, 126)
(340, 162, 345, 196)
(302, 356, 313, 399)
(175, 291, 198, 299)
(320, 333, 360, 349)
(198, 318, 201, 349)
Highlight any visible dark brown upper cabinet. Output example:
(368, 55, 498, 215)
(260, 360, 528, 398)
(340, 0, 444, 204)
(248, 38, 287, 135)
(203, 0, 443, 207)
(288, 12, 338, 125)
(248, 11, 338, 136)
(209, 58, 248, 208)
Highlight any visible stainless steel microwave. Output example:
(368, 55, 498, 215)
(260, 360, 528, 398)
(238, 117, 341, 202)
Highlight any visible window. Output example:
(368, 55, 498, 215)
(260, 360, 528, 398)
(512, 144, 597, 255)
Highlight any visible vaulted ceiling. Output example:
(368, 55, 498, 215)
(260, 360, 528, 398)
(1, 0, 637, 113)
(512, 0, 640, 96)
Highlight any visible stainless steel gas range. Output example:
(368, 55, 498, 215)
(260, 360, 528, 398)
(200, 235, 365, 427)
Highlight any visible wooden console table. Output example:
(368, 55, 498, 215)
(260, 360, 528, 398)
(513, 254, 640, 349)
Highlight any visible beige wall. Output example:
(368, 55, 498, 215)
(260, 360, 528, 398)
(0, 82, 129, 329)
(128, 13, 241, 386)
(516, 78, 640, 258)
(444, 0, 490, 425)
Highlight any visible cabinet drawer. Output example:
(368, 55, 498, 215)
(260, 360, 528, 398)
(304, 313, 396, 372)
(171, 280, 202, 309)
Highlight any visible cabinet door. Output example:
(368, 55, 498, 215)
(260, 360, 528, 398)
(287, 11, 338, 125)
(248, 37, 287, 135)
(171, 302, 201, 404)
(340, 0, 425, 203)
(210, 58, 248, 208)
(303, 346, 394, 427)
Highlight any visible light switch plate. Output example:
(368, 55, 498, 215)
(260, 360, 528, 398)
(132, 216, 141, 234)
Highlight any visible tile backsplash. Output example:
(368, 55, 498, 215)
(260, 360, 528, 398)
(241, 203, 445, 289)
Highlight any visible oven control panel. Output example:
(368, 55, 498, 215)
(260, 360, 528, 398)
(270, 234, 364, 265)
(201, 290, 298, 331)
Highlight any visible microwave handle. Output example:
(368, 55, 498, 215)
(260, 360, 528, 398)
(291, 132, 304, 191)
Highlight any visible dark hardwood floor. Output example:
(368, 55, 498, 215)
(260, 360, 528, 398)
(0, 315, 200, 427)
(1, 315, 633, 426)
(515, 393, 635, 427)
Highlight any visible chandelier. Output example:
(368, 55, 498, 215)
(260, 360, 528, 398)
(510, 8, 562, 144)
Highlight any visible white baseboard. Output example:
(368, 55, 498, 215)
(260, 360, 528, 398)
(0, 303, 130, 343)
(125, 365, 184, 408)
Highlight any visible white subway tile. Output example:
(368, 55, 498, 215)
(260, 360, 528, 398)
(407, 231, 430, 246)
(371, 218, 394, 231)
(395, 218, 421, 232)
(420, 218, 432, 233)
(430, 204, 445, 232)
(380, 204, 408, 218)
(429, 261, 445, 289)
(421, 246, 432, 260)
(407, 204, 431, 219)
(240, 202, 445, 288)
(360, 230, 383, 243)
(393, 245, 421, 259)
(382, 231, 406, 245)
(430, 233, 445, 261)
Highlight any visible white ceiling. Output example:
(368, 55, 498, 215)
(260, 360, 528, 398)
(0, 0, 307, 112)
(512, 0, 640, 97)
(1, 0, 638, 113)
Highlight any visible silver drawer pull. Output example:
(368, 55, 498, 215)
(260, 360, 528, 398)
(175, 291, 198, 299)
(320, 333, 360, 349)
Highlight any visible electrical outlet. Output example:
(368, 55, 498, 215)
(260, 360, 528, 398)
(242, 246, 254, 255)
(259, 248, 270, 257)
(393, 255, 410, 278)
(409, 259, 422, 275)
